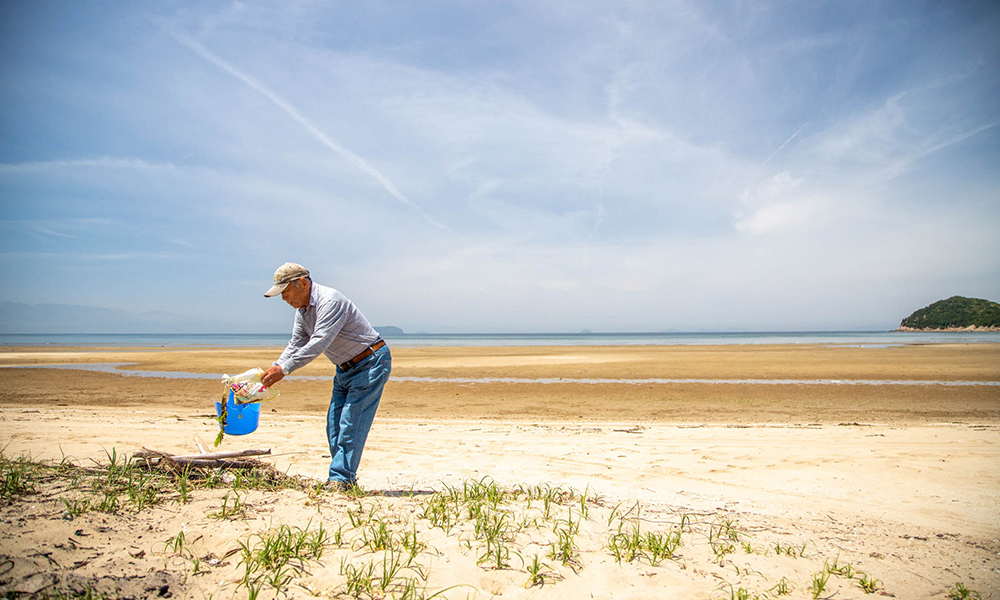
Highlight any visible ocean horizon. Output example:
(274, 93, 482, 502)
(2, 330, 1000, 347)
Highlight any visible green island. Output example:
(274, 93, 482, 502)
(898, 295, 1000, 331)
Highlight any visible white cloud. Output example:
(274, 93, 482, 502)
(734, 200, 824, 235)
(733, 171, 828, 235)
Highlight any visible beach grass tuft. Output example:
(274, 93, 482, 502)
(947, 582, 984, 600)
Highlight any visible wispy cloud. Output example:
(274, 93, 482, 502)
(0, 157, 176, 172)
(163, 26, 454, 234)
(0, 251, 182, 261)
(760, 119, 811, 167)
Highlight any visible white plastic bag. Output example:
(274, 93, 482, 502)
(221, 367, 280, 404)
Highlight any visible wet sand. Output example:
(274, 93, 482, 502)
(1, 343, 998, 424)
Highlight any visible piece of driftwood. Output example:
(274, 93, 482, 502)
(162, 457, 261, 469)
(171, 449, 271, 461)
(133, 447, 272, 471)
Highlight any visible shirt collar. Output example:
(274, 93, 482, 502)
(301, 281, 319, 312)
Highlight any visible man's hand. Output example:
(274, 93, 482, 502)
(261, 365, 285, 388)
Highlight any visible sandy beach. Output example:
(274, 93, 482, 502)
(1, 343, 998, 599)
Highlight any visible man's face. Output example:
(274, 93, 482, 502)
(280, 278, 311, 309)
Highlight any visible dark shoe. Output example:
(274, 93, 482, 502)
(323, 479, 351, 492)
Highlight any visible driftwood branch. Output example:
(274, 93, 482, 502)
(132, 447, 272, 471)
(162, 457, 262, 469)
(170, 449, 271, 461)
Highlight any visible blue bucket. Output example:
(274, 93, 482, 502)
(215, 390, 260, 435)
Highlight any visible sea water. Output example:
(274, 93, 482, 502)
(1, 330, 999, 347)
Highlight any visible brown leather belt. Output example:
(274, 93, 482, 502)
(338, 339, 386, 371)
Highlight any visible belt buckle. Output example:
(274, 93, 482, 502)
(341, 339, 382, 371)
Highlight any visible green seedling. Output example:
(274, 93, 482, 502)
(608, 521, 642, 563)
(855, 572, 881, 594)
(474, 507, 512, 543)
(166, 530, 189, 557)
(344, 482, 368, 498)
(947, 582, 983, 600)
(245, 580, 263, 600)
(525, 554, 552, 588)
(711, 540, 735, 561)
(397, 580, 464, 600)
(358, 516, 395, 552)
(421, 494, 459, 532)
(607, 501, 624, 525)
(401, 525, 425, 561)
(542, 492, 555, 520)
(474, 508, 519, 570)
(478, 536, 517, 570)
(96, 489, 120, 514)
(329, 523, 346, 547)
(375, 548, 413, 593)
(679, 513, 693, 533)
(210, 491, 244, 520)
(716, 583, 762, 600)
(348, 501, 378, 529)
(0, 451, 38, 499)
(827, 558, 854, 578)
(237, 522, 328, 592)
(769, 577, 792, 596)
(577, 486, 590, 519)
(608, 520, 681, 566)
(810, 568, 830, 599)
(715, 518, 743, 542)
(341, 559, 376, 597)
(645, 529, 683, 564)
(772, 541, 801, 557)
(549, 524, 579, 568)
(176, 468, 192, 504)
(126, 479, 160, 512)
(61, 497, 91, 518)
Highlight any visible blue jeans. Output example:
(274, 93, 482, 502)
(327, 344, 391, 484)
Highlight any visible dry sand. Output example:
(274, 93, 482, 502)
(0, 344, 998, 599)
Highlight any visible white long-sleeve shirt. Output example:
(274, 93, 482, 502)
(274, 282, 380, 374)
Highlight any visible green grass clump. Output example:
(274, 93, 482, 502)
(237, 522, 329, 593)
(0, 451, 39, 499)
(947, 582, 983, 600)
(524, 554, 555, 588)
(607, 519, 682, 566)
(716, 583, 766, 600)
(855, 572, 881, 594)
(209, 490, 245, 520)
(549, 511, 581, 569)
(809, 568, 831, 599)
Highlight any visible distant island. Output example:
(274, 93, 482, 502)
(897, 296, 1000, 331)
(374, 325, 404, 335)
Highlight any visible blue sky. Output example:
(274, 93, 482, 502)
(1, 1, 997, 333)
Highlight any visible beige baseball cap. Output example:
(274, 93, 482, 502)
(264, 262, 310, 297)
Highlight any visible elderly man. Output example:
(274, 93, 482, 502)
(260, 262, 391, 491)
